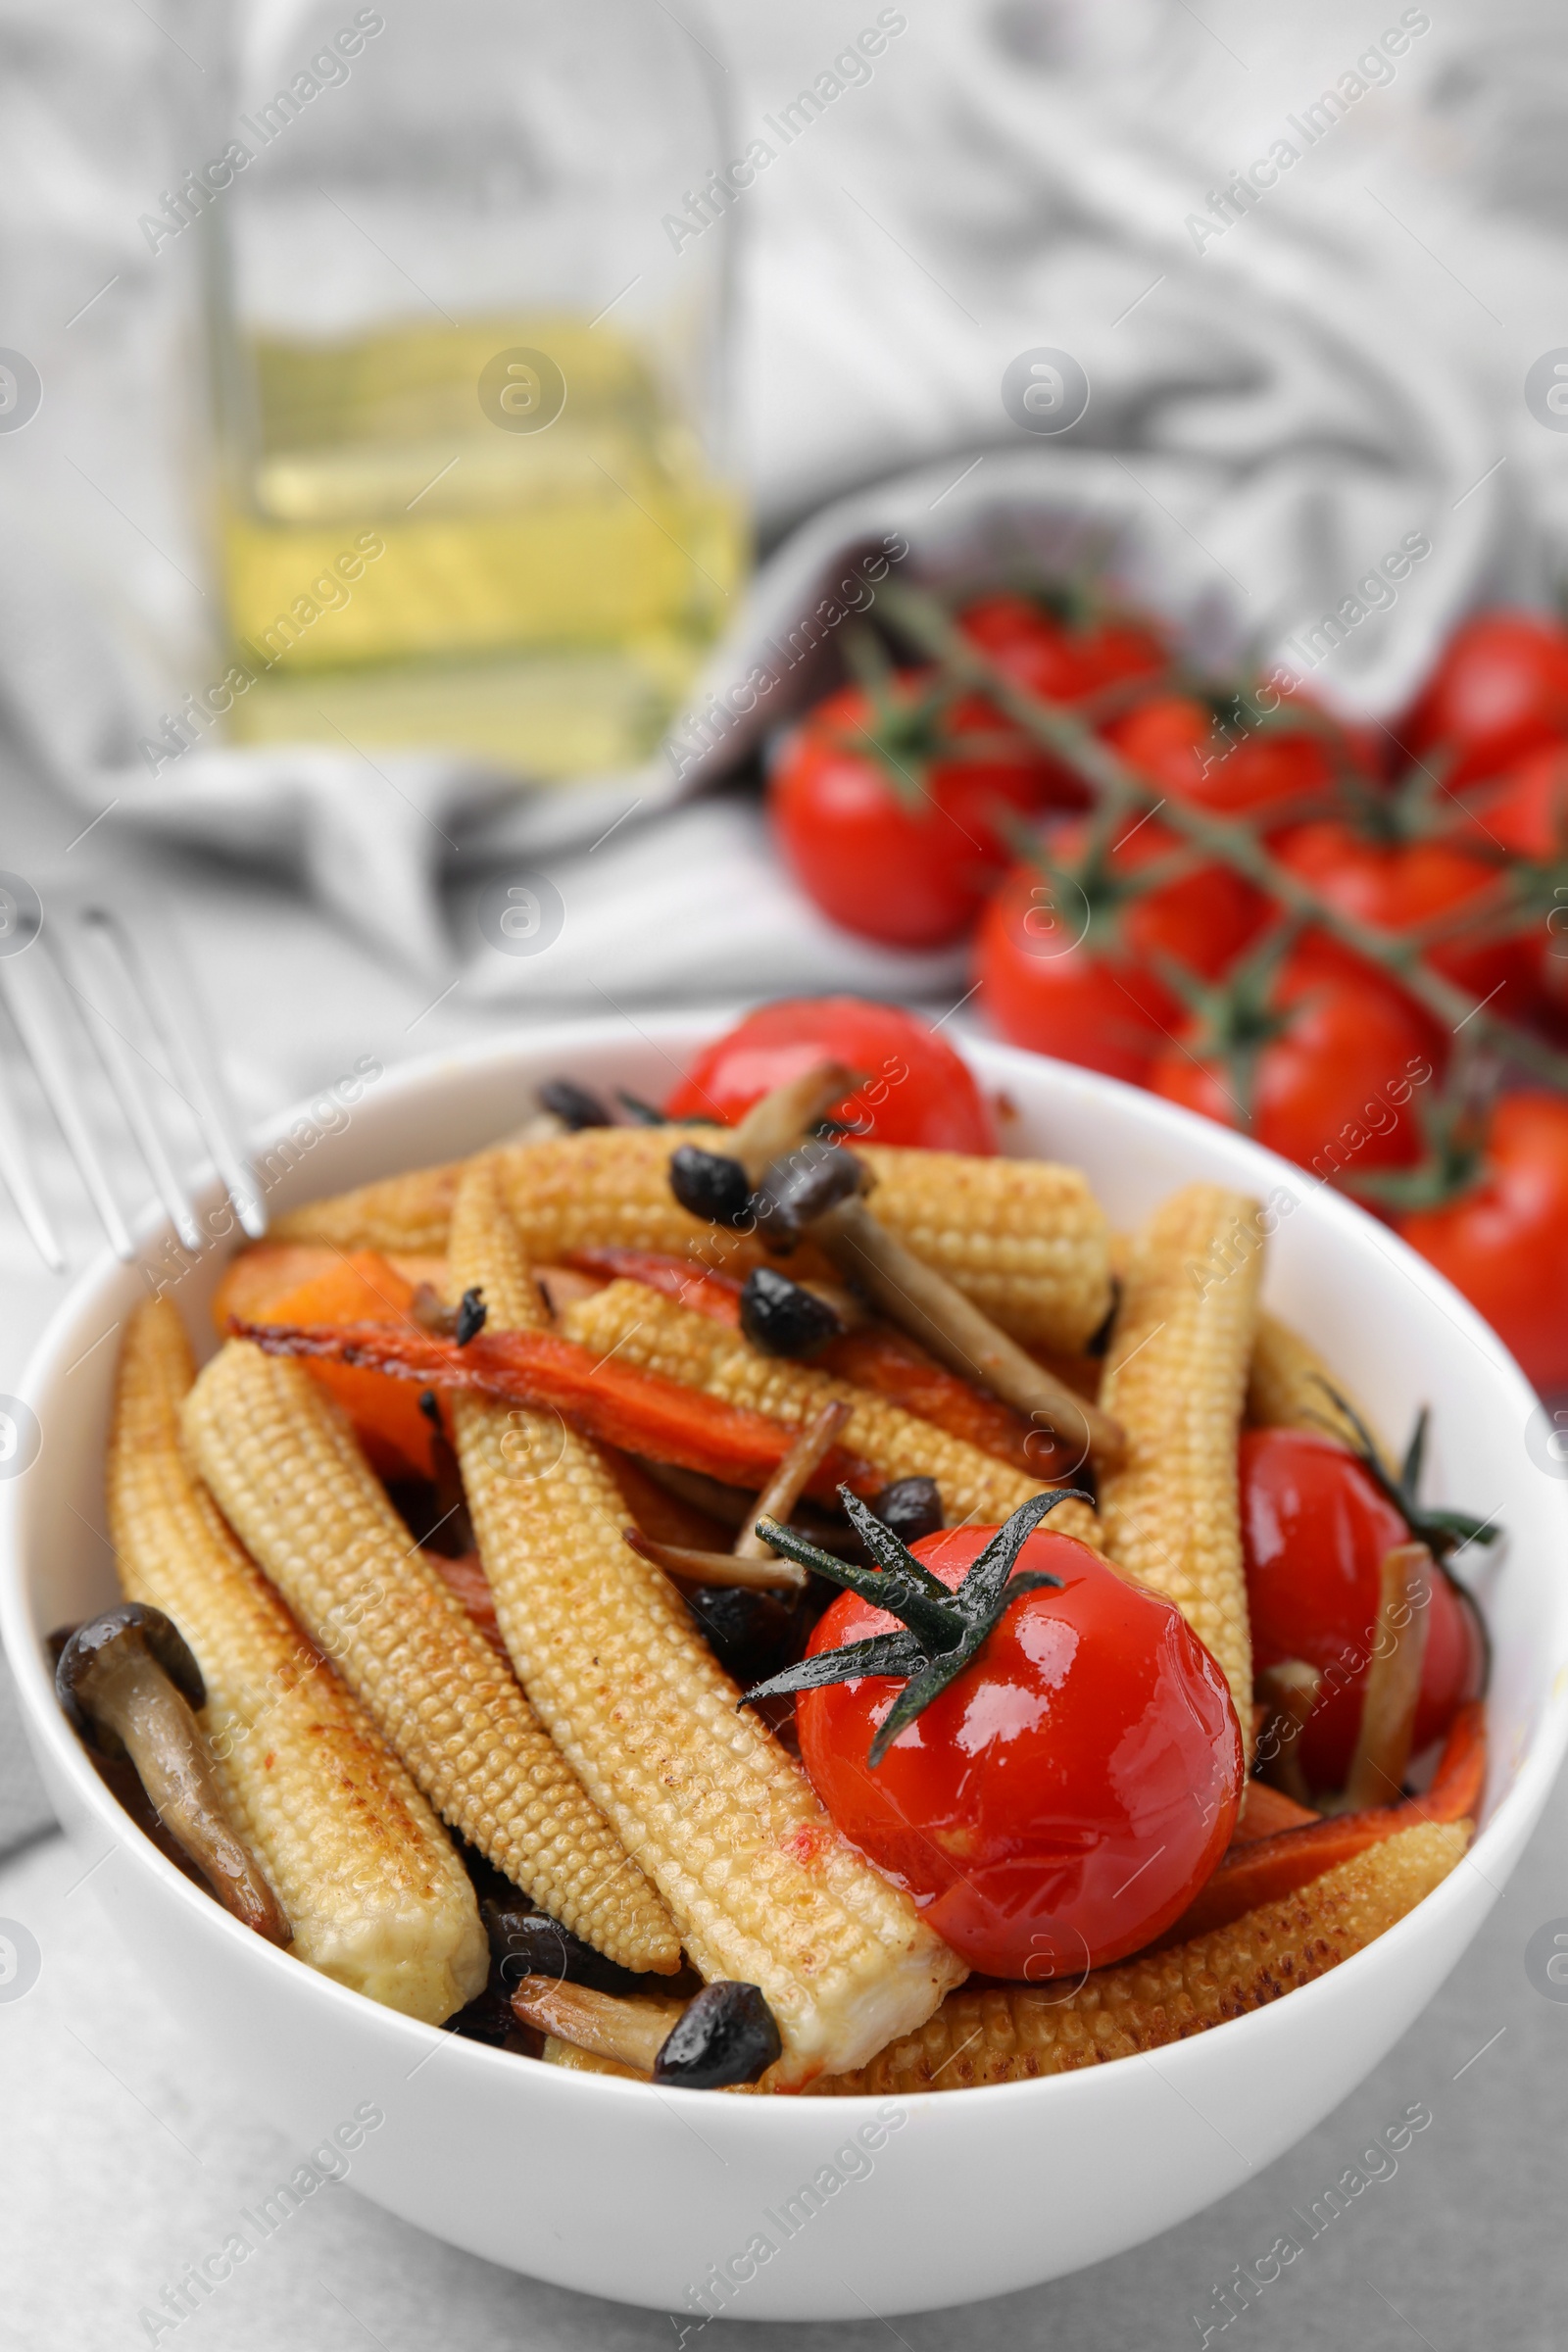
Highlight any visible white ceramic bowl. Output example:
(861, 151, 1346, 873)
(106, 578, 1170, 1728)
(4, 1019, 1565, 2324)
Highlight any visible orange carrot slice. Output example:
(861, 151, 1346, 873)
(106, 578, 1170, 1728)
(1160, 1703, 1486, 1945)
(238, 1253, 437, 1479)
(565, 1246, 1062, 1474)
(213, 1243, 447, 1332)
(228, 1316, 883, 1500)
(565, 1247, 744, 1324)
(1230, 1781, 1320, 1844)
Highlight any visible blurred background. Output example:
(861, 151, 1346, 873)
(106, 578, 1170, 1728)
(7, 0, 1568, 1685)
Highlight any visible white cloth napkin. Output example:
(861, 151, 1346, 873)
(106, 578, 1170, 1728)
(2, 0, 1566, 986)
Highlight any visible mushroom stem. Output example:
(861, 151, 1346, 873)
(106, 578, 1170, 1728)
(813, 1196, 1126, 1474)
(734, 1400, 852, 1559)
(622, 1530, 808, 1593)
(512, 1973, 783, 2088)
(1254, 1660, 1322, 1805)
(728, 1061, 863, 1182)
(87, 1650, 291, 1943)
(1330, 1544, 1432, 1815)
(510, 1973, 684, 2072)
(631, 1460, 753, 1528)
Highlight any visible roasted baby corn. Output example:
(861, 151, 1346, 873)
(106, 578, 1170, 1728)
(855, 1144, 1111, 1350)
(1098, 1185, 1263, 1731)
(181, 1341, 681, 1976)
(810, 1820, 1469, 2093)
(108, 1299, 488, 2023)
(560, 1278, 1102, 1549)
(1248, 1311, 1392, 1467)
(273, 1164, 466, 1255)
(274, 1130, 1112, 1352)
(445, 1158, 966, 2085)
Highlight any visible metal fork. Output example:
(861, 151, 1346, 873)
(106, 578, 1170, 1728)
(0, 883, 267, 1274)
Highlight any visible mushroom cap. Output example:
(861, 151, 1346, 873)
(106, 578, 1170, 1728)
(56, 1602, 207, 1753)
(752, 1139, 867, 1249)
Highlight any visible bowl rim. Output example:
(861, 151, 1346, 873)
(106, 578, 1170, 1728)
(3, 1010, 1565, 2119)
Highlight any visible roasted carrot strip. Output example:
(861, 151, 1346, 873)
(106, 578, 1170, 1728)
(566, 1247, 1058, 1476)
(227, 1317, 882, 1499)
(820, 1331, 1054, 1476)
(236, 1251, 437, 1479)
(1161, 1704, 1485, 1944)
(566, 1248, 744, 1323)
(212, 1243, 449, 1331)
(1230, 1781, 1319, 1844)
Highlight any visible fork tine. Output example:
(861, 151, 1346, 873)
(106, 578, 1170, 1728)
(61, 913, 204, 1252)
(0, 949, 135, 1262)
(87, 908, 267, 1240)
(0, 1054, 65, 1271)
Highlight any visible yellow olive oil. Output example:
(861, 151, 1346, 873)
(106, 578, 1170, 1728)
(216, 316, 746, 775)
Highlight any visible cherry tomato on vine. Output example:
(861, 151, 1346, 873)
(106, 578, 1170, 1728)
(795, 1523, 1243, 1977)
(958, 593, 1168, 702)
(975, 817, 1269, 1086)
(768, 675, 1076, 950)
(1445, 746, 1568, 1027)
(976, 881, 1174, 1084)
(1395, 1092, 1568, 1392)
(1403, 610, 1568, 787)
(1104, 690, 1358, 820)
(1241, 1428, 1486, 1795)
(1274, 818, 1538, 1027)
(664, 996, 997, 1153)
(1149, 938, 1438, 1177)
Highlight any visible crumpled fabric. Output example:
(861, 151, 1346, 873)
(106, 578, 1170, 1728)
(1, 0, 1563, 983)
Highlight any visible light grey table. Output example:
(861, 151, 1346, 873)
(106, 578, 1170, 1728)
(1, 760, 1564, 2351)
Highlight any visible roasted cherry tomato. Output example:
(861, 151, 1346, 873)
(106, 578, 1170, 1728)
(1241, 1428, 1485, 1794)
(1402, 609, 1568, 787)
(768, 674, 1075, 949)
(665, 997, 997, 1153)
(1150, 939, 1438, 1178)
(1274, 818, 1538, 1027)
(1396, 1092, 1568, 1392)
(975, 817, 1269, 1087)
(795, 1524, 1243, 1978)
(1105, 690, 1357, 820)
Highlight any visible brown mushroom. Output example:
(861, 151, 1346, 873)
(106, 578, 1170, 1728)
(752, 1141, 1126, 1475)
(726, 1059, 863, 1181)
(1254, 1660, 1323, 1805)
(57, 1603, 291, 1945)
(1328, 1544, 1432, 1814)
(622, 1399, 851, 1593)
(511, 1972, 782, 2087)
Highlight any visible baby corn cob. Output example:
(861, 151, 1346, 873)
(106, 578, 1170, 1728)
(445, 1158, 966, 2086)
(275, 1131, 1111, 1352)
(856, 1144, 1111, 1350)
(810, 1819, 1469, 2093)
(272, 1163, 465, 1255)
(560, 1279, 1102, 1550)
(181, 1341, 680, 1976)
(1248, 1311, 1393, 1467)
(108, 1299, 487, 2023)
(1098, 1186, 1263, 1731)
